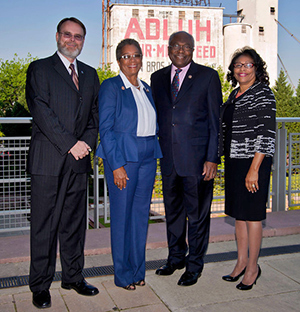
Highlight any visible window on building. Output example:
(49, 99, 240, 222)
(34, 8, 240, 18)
(194, 11, 200, 19)
(241, 25, 246, 34)
(148, 10, 154, 18)
(259, 26, 264, 36)
(179, 11, 185, 20)
(132, 9, 139, 18)
(270, 7, 275, 15)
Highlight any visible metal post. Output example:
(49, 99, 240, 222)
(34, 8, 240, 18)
(104, 175, 109, 224)
(272, 123, 287, 211)
(93, 157, 100, 229)
(86, 179, 89, 229)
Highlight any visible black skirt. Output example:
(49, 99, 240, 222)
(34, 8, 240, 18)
(224, 156, 272, 221)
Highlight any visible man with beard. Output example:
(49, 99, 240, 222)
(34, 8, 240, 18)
(26, 17, 100, 309)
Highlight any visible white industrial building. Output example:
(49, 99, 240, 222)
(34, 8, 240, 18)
(104, 0, 278, 86)
(224, 0, 278, 86)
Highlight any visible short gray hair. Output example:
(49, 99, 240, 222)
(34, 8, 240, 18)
(168, 31, 195, 47)
(116, 38, 143, 60)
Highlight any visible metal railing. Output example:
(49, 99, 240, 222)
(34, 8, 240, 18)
(1, 117, 300, 232)
(272, 118, 300, 212)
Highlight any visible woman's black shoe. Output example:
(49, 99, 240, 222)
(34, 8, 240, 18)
(236, 265, 261, 290)
(123, 283, 136, 291)
(134, 280, 145, 286)
(222, 267, 246, 282)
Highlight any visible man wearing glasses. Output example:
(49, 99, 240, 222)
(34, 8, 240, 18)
(26, 17, 100, 309)
(151, 31, 222, 287)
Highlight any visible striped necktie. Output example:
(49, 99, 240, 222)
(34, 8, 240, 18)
(171, 68, 182, 101)
(69, 63, 79, 90)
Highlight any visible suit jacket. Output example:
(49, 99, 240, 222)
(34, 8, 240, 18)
(96, 75, 162, 171)
(151, 61, 222, 176)
(26, 52, 100, 176)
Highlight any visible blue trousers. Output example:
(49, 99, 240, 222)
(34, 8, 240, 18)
(103, 136, 157, 287)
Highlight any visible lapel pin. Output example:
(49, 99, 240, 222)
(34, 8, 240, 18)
(121, 86, 125, 90)
(81, 71, 84, 74)
(146, 89, 149, 92)
(188, 75, 192, 79)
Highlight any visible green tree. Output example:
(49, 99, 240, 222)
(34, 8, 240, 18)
(272, 69, 300, 133)
(1, 102, 32, 136)
(273, 69, 294, 117)
(0, 54, 37, 112)
(295, 79, 300, 107)
(0, 54, 36, 136)
(216, 65, 234, 102)
(0, 101, 5, 136)
(209, 65, 234, 102)
(96, 65, 117, 84)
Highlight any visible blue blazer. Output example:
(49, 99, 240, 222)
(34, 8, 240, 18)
(96, 75, 162, 171)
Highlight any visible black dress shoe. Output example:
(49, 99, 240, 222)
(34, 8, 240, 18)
(236, 265, 261, 291)
(155, 261, 185, 276)
(222, 267, 246, 282)
(177, 270, 201, 286)
(32, 289, 51, 309)
(61, 279, 99, 296)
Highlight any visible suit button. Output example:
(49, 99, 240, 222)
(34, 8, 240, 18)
(172, 123, 175, 127)
(173, 106, 175, 109)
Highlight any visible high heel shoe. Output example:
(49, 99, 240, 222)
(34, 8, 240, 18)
(123, 283, 136, 291)
(236, 265, 261, 290)
(134, 280, 145, 286)
(222, 267, 246, 282)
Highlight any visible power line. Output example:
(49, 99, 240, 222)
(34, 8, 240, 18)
(275, 19, 299, 89)
(277, 54, 295, 90)
(275, 19, 300, 45)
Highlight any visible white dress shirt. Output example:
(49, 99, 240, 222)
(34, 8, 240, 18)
(119, 71, 156, 137)
(57, 51, 78, 75)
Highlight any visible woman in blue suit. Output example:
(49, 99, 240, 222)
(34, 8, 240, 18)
(96, 38, 162, 290)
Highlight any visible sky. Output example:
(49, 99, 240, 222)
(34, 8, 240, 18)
(0, 0, 299, 88)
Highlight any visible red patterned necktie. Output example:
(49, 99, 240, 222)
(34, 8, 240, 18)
(69, 63, 79, 90)
(171, 68, 182, 101)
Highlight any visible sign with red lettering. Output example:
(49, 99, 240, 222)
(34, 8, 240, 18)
(109, 4, 223, 82)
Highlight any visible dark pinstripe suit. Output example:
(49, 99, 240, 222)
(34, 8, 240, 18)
(26, 52, 99, 292)
(151, 61, 222, 273)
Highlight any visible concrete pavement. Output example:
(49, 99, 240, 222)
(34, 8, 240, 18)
(0, 211, 300, 311)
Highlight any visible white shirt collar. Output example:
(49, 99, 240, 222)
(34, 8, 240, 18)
(119, 70, 144, 90)
(57, 51, 78, 75)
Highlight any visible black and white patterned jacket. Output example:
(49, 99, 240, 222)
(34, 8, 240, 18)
(220, 81, 276, 158)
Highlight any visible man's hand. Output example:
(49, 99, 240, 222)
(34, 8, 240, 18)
(202, 161, 218, 181)
(69, 140, 91, 160)
(113, 166, 129, 190)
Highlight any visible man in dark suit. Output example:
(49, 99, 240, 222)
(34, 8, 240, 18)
(26, 17, 100, 308)
(151, 31, 222, 286)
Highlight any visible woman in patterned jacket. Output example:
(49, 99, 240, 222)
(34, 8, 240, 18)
(220, 47, 276, 290)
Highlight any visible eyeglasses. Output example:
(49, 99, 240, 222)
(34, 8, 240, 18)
(119, 54, 142, 60)
(169, 44, 194, 51)
(59, 32, 84, 42)
(233, 63, 255, 69)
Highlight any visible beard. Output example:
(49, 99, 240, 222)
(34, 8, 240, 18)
(57, 41, 82, 60)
